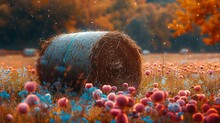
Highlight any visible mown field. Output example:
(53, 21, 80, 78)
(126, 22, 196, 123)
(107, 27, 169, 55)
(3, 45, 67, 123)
(0, 54, 220, 123)
(1, 53, 220, 68)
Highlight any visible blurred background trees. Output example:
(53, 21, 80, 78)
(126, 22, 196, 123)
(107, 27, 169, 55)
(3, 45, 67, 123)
(0, 0, 219, 52)
(169, 0, 220, 45)
(125, 3, 178, 52)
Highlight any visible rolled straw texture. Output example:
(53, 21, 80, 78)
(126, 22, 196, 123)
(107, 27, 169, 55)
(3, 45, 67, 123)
(37, 31, 142, 92)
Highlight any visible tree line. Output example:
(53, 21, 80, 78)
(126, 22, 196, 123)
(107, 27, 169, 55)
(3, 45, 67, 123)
(0, 0, 219, 52)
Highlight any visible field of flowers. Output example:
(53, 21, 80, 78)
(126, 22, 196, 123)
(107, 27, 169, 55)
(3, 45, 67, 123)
(0, 54, 220, 123)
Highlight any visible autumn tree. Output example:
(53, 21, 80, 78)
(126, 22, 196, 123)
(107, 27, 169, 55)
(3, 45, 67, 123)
(0, 0, 76, 49)
(74, 0, 141, 31)
(71, 0, 114, 30)
(168, 0, 220, 45)
(125, 3, 178, 51)
(1, 0, 219, 52)
(0, 2, 10, 27)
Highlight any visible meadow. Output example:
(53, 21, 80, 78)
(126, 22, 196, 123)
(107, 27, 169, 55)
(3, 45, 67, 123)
(0, 53, 220, 123)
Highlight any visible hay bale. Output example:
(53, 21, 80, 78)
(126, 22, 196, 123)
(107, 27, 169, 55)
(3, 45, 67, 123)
(23, 48, 37, 57)
(37, 31, 142, 92)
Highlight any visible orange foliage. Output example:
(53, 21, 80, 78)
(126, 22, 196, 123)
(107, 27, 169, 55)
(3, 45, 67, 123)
(138, 3, 178, 49)
(32, 0, 49, 8)
(94, 15, 114, 30)
(0, 3, 11, 26)
(65, 17, 77, 32)
(168, 0, 220, 45)
(67, 0, 141, 31)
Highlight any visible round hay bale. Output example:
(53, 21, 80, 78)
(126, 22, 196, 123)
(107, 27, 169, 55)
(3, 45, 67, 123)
(37, 31, 142, 92)
(23, 48, 37, 57)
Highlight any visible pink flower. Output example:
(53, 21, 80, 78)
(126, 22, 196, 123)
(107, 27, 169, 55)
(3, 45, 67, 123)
(163, 91, 169, 98)
(179, 75, 183, 79)
(185, 90, 191, 96)
(192, 112, 204, 122)
(157, 69, 161, 72)
(57, 97, 69, 108)
(178, 90, 187, 96)
(85, 83, 93, 89)
(168, 98, 175, 102)
(153, 83, 158, 88)
(206, 108, 218, 115)
(102, 85, 112, 93)
(24, 81, 37, 93)
(31, 69, 36, 74)
(17, 103, 30, 114)
(145, 91, 153, 98)
(115, 113, 128, 123)
(186, 104, 197, 113)
(123, 83, 128, 88)
(140, 98, 151, 105)
(207, 70, 214, 75)
(5, 114, 13, 121)
(127, 86, 136, 93)
(202, 104, 210, 113)
(176, 99, 185, 106)
(25, 94, 40, 106)
(116, 95, 128, 108)
(127, 97, 135, 107)
(150, 91, 165, 103)
(92, 89, 102, 100)
(117, 91, 124, 95)
(206, 113, 220, 123)
(174, 96, 180, 101)
(111, 86, 117, 92)
(188, 100, 197, 105)
(104, 101, 115, 108)
(95, 99, 104, 107)
(180, 96, 187, 101)
(110, 109, 121, 117)
(155, 104, 164, 111)
(197, 94, 205, 100)
(107, 93, 116, 101)
(145, 70, 151, 76)
(194, 85, 201, 92)
(104, 101, 114, 109)
(134, 103, 145, 113)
